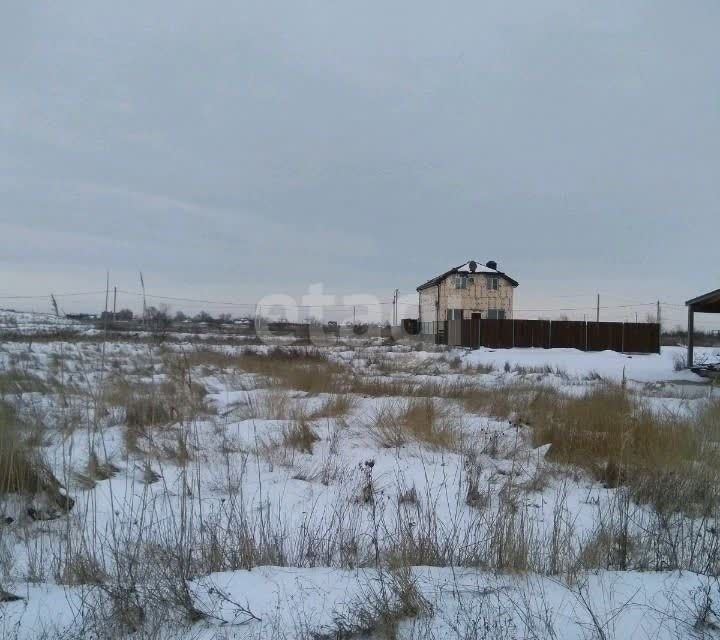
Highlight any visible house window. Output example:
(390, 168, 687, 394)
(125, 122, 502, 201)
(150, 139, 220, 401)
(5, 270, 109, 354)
(454, 276, 467, 290)
(448, 309, 464, 321)
(488, 277, 499, 291)
(487, 309, 506, 320)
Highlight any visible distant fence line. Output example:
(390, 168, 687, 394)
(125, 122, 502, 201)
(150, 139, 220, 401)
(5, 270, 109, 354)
(433, 318, 660, 354)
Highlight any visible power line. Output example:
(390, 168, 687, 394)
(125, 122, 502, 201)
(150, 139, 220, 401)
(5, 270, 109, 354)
(514, 302, 660, 313)
(115, 289, 395, 309)
(0, 290, 107, 300)
(0, 287, 692, 313)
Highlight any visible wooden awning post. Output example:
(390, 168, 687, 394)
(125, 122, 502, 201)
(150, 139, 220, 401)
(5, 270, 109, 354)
(687, 306, 695, 368)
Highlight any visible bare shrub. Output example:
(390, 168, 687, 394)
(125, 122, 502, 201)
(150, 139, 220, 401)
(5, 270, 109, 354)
(673, 352, 688, 371)
(327, 567, 433, 639)
(283, 418, 319, 455)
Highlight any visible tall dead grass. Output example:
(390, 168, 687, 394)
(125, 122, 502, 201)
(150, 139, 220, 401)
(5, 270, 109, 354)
(370, 398, 463, 451)
(0, 400, 42, 495)
(0, 400, 74, 515)
(529, 386, 720, 515)
(103, 372, 210, 456)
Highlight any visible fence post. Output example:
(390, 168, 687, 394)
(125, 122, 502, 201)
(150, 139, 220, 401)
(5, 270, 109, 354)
(548, 320, 552, 349)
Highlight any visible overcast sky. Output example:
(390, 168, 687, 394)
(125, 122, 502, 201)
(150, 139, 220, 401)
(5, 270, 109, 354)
(1, 1, 718, 326)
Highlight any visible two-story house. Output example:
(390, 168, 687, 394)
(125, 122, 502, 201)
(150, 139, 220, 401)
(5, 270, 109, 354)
(417, 260, 519, 335)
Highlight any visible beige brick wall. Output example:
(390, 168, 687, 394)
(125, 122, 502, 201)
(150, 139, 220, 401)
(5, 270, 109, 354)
(419, 287, 439, 325)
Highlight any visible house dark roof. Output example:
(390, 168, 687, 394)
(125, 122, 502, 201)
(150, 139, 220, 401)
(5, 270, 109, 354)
(686, 288, 720, 313)
(417, 261, 519, 292)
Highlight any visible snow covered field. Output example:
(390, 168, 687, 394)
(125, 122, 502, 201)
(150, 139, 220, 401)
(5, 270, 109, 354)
(1, 320, 719, 639)
(0, 310, 82, 335)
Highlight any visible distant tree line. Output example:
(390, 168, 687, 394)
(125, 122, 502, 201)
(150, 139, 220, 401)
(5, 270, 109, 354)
(662, 326, 720, 347)
(97, 307, 246, 328)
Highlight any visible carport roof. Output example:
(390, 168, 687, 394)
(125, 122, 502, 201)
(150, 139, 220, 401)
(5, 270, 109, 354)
(686, 288, 720, 313)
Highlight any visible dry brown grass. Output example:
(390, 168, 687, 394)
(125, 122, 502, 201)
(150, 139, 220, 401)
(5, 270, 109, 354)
(345, 375, 472, 400)
(310, 394, 358, 419)
(1, 400, 74, 514)
(248, 389, 295, 420)
(528, 387, 720, 514)
(460, 381, 720, 516)
(535, 387, 693, 469)
(0, 369, 50, 395)
(234, 347, 344, 395)
(0, 400, 43, 495)
(86, 450, 120, 481)
(370, 398, 463, 451)
(103, 376, 210, 454)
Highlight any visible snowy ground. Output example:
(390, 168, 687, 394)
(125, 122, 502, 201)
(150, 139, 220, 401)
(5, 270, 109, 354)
(1, 319, 719, 639)
(0, 310, 82, 334)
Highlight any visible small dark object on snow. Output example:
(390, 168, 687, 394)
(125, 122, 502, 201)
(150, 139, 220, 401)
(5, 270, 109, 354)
(0, 590, 22, 603)
(691, 364, 720, 380)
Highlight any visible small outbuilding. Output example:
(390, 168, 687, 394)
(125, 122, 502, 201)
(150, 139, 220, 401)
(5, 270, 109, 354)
(686, 288, 720, 367)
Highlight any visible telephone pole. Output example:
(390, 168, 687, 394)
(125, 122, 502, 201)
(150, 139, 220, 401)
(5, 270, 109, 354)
(657, 300, 661, 327)
(596, 294, 600, 323)
(113, 287, 117, 321)
(140, 272, 147, 327)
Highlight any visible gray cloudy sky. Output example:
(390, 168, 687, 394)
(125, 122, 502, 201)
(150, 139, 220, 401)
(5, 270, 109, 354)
(1, 1, 718, 326)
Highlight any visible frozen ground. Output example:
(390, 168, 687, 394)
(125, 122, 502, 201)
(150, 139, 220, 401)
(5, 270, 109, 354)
(1, 317, 719, 639)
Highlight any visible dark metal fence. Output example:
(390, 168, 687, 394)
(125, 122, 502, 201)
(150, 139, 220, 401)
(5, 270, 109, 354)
(447, 318, 660, 354)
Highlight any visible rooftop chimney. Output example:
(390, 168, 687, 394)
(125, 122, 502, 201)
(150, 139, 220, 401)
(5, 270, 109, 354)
(486, 260, 498, 270)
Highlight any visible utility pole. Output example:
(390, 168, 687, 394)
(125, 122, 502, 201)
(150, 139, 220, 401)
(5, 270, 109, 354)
(596, 294, 600, 323)
(393, 289, 399, 326)
(104, 271, 110, 333)
(353, 305, 356, 325)
(140, 271, 147, 327)
(113, 287, 117, 321)
(657, 300, 661, 327)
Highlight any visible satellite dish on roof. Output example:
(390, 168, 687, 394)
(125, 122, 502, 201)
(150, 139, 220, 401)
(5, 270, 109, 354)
(486, 260, 497, 270)
(468, 261, 477, 273)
